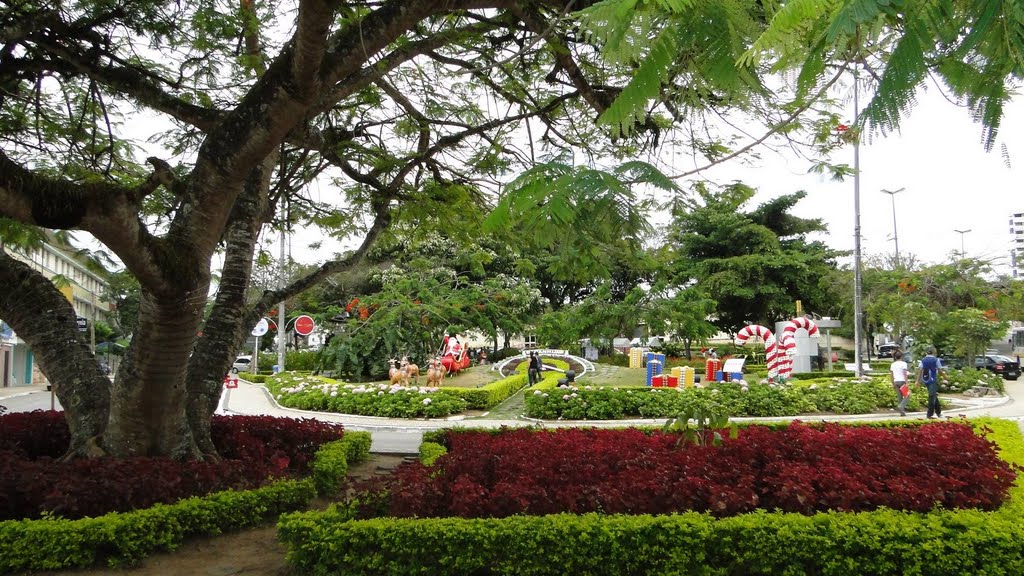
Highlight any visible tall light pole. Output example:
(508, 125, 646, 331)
(954, 228, 971, 257)
(277, 207, 287, 373)
(852, 67, 865, 378)
(881, 187, 905, 267)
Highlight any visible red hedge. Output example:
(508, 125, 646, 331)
(384, 423, 1017, 518)
(0, 412, 344, 520)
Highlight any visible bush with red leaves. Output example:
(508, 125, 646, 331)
(381, 423, 1017, 519)
(0, 412, 344, 520)
(0, 411, 69, 459)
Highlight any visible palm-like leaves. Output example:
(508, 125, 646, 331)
(744, 0, 1024, 150)
(577, 0, 766, 136)
(484, 160, 674, 283)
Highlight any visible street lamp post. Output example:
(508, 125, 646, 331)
(852, 67, 865, 378)
(881, 187, 905, 267)
(953, 228, 972, 257)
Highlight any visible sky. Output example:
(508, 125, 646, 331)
(696, 86, 1024, 274)
(285, 84, 1024, 277)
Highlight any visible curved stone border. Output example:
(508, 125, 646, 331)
(493, 349, 595, 378)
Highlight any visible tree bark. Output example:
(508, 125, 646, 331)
(104, 280, 208, 459)
(186, 159, 274, 456)
(0, 250, 110, 457)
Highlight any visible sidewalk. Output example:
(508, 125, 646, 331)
(221, 378, 1019, 431)
(0, 384, 49, 401)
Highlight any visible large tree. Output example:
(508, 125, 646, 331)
(667, 183, 842, 333)
(1, 0, 670, 459)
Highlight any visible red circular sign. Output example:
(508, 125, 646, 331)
(293, 315, 315, 336)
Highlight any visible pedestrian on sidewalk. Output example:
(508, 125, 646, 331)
(889, 349, 910, 416)
(917, 346, 944, 419)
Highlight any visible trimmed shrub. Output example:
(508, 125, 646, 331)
(0, 413, 347, 521)
(379, 424, 1015, 519)
(524, 378, 928, 420)
(311, 432, 372, 495)
(278, 420, 1024, 576)
(268, 373, 468, 417)
(1, 479, 316, 572)
(419, 442, 447, 466)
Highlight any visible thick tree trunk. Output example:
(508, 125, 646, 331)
(104, 285, 206, 459)
(186, 161, 273, 456)
(0, 250, 110, 457)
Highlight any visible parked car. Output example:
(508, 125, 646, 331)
(231, 355, 252, 374)
(974, 354, 1021, 381)
(877, 342, 899, 358)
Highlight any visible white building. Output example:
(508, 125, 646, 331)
(1010, 212, 1024, 277)
(0, 238, 112, 387)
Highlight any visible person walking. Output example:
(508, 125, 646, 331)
(889, 349, 910, 416)
(917, 346, 944, 419)
(530, 351, 543, 385)
(527, 352, 538, 385)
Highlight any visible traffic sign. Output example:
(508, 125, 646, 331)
(293, 315, 315, 336)
(251, 317, 269, 337)
(76, 316, 88, 332)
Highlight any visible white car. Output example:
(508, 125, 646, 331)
(231, 356, 252, 373)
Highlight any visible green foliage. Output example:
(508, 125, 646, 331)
(597, 353, 631, 367)
(483, 160, 668, 284)
(945, 308, 1008, 362)
(577, 0, 766, 137)
(668, 184, 841, 333)
(524, 377, 926, 419)
(267, 373, 468, 418)
(0, 479, 316, 572)
(942, 368, 1005, 394)
(311, 432, 372, 496)
(419, 442, 448, 466)
(279, 417, 1024, 575)
(0, 422, 375, 571)
(440, 372, 531, 410)
(322, 268, 541, 381)
(490, 347, 523, 362)
(743, 0, 1024, 150)
(282, 349, 320, 371)
(663, 400, 737, 447)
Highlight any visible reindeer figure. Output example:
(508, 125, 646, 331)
(425, 356, 447, 387)
(400, 356, 420, 384)
(388, 358, 408, 386)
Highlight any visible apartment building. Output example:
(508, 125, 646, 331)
(1011, 212, 1024, 277)
(0, 239, 112, 387)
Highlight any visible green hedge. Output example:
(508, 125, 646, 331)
(278, 419, 1024, 575)
(311, 432, 372, 495)
(238, 371, 268, 383)
(0, 479, 316, 572)
(438, 368, 542, 410)
(1, 431, 371, 571)
(419, 441, 447, 466)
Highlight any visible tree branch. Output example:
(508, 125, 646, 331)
(249, 201, 392, 320)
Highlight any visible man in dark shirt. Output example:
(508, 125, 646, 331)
(917, 346, 944, 419)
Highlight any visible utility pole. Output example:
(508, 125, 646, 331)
(277, 212, 286, 373)
(881, 187, 905, 267)
(852, 66, 864, 378)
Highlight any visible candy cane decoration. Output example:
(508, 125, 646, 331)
(735, 325, 778, 380)
(777, 318, 819, 380)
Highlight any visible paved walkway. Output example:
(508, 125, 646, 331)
(4, 377, 1023, 453)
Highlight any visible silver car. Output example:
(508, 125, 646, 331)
(231, 356, 252, 373)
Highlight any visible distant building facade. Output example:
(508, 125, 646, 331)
(0, 239, 112, 387)
(1011, 212, 1024, 277)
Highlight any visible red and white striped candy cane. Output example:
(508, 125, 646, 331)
(735, 325, 778, 379)
(777, 318, 819, 380)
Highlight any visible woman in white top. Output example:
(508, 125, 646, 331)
(889, 349, 910, 416)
